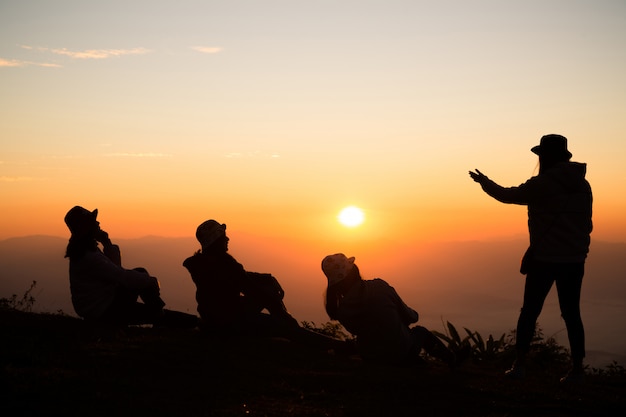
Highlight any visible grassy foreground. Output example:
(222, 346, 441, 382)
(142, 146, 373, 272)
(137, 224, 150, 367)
(1, 309, 625, 417)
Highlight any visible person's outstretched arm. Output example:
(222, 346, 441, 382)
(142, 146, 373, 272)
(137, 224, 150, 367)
(469, 169, 532, 205)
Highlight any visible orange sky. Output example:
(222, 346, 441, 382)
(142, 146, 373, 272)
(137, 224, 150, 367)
(1, 1, 625, 246)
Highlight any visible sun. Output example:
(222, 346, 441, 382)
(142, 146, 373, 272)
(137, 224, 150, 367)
(338, 206, 365, 227)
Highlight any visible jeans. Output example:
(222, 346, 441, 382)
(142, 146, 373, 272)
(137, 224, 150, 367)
(516, 261, 585, 361)
(100, 286, 165, 325)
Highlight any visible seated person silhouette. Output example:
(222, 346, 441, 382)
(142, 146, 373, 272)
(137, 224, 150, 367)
(322, 253, 457, 367)
(64, 206, 197, 328)
(183, 220, 346, 349)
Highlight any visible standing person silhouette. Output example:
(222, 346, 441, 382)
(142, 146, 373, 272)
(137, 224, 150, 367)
(469, 134, 592, 382)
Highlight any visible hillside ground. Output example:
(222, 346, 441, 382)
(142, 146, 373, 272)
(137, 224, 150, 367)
(1, 310, 625, 417)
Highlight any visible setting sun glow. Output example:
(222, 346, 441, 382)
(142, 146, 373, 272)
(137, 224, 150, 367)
(338, 206, 365, 228)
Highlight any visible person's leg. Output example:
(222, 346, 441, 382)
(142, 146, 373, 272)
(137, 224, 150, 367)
(133, 268, 166, 314)
(507, 265, 554, 377)
(554, 262, 585, 380)
(238, 312, 299, 338)
(157, 309, 199, 328)
(99, 287, 141, 325)
(410, 325, 456, 366)
(138, 291, 166, 314)
(238, 313, 348, 351)
(104, 285, 163, 326)
(516, 266, 555, 353)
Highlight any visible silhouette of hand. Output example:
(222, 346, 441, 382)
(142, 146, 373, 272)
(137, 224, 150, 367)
(95, 229, 112, 245)
(469, 169, 487, 184)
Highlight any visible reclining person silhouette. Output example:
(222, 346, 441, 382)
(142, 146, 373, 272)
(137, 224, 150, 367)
(184, 220, 347, 350)
(64, 206, 198, 328)
(321, 253, 458, 368)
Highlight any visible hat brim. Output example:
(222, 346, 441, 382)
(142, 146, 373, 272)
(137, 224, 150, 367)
(531, 146, 572, 159)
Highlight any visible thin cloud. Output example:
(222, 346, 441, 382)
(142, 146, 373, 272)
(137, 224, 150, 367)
(0, 58, 61, 68)
(104, 153, 172, 158)
(34, 62, 62, 68)
(0, 58, 22, 67)
(21, 45, 151, 59)
(190, 46, 224, 54)
(49, 47, 152, 59)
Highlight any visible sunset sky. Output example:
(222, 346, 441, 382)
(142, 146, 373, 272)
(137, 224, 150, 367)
(2, 0, 626, 253)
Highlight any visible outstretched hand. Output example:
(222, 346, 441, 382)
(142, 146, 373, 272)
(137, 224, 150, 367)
(469, 169, 487, 184)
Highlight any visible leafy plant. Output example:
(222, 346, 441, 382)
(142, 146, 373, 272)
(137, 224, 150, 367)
(432, 320, 472, 351)
(465, 329, 509, 361)
(433, 320, 573, 364)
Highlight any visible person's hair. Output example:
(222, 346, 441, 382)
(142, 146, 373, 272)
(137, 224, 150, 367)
(538, 153, 569, 174)
(65, 236, 98, 259)
(197, 234, 227, 255)
(324, 264, 362, 320)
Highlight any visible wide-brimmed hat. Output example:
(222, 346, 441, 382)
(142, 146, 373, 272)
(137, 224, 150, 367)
(64, 206, 98, 237)
(531, 134, 572, 160)
(196, 220, 226, 248)
(322, 253, 356, 286)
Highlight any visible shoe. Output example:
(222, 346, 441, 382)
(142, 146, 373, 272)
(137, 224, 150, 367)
(560, 370, 584, 384)
(504, 364, 526, 380)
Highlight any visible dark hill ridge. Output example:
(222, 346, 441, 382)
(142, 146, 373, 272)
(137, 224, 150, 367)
(1, 310, 625, 417)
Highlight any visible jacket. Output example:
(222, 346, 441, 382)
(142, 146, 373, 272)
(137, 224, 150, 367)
(69, 244, 159, 319)
(183, 252, 286, 324)
(479, 161, 593, 262)
(336, 278, 419, 364)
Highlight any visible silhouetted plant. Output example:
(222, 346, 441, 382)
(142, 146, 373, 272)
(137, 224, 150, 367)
(301, 320, 354, 341)
(0, 280, 37, 312)
(465, 329, 509, 361)
(527, 327, 571, 368)
(432, 320, 472, 351)
(590, 361, 626, 377)
(433, 320, 576, 366)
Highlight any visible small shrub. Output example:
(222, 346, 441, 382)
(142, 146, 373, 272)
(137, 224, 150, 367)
(528, 327, 570, 368)
(590, 361, 626, 377)
(0, 280, 37, 312)
(301, 320, 354, 341)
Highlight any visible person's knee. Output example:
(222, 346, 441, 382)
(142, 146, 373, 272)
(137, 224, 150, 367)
(560, 309, 582, 324)
(519, 306, 542, 320)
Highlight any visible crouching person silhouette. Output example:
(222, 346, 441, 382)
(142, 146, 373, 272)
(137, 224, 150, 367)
(322, 253, 458, 368)
(183, 220, 346, 350)
(64, 206, 198, 328)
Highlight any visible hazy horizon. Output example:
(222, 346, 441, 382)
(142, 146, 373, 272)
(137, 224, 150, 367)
(2, 234, 625, 368)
